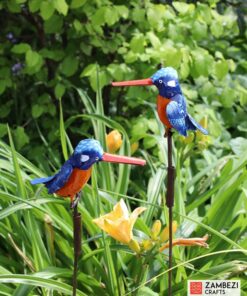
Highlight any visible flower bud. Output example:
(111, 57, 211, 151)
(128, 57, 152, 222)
(131, 142, 139, 154)
(106, 130, 123, 153)
(151, 220, 161, 240)
(142, 239, 153, 251)
(196, 117, 208, 143)
(128, 239, 141, 253)
(160, 221, 178, 243)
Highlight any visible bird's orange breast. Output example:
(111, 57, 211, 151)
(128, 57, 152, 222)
(56, 168, 92, 199)
(157, 95, 172, 128)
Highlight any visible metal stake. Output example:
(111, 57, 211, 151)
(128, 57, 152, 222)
(166, 129, 175, 296)
(72, 196, 82, 296)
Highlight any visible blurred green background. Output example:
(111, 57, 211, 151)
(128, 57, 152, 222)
(1, 0, 246, 166)
(0, 0, 246, 295)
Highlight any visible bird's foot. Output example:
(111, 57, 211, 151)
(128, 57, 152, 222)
(70, 192, 81, 209)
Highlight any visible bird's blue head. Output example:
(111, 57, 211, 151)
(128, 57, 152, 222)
(151, 67, 182, 98)
(71, 139, 146, 170)
(112, 67, 182, 99)
(72, 139, 104, 170)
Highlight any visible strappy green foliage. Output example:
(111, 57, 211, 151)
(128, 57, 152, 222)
(0, 0, 246, 295)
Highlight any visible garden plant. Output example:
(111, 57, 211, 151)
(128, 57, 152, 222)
(0, 0, 246, 295)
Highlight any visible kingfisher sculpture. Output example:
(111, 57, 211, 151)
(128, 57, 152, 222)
(112, 66, 208, 296)
(31, 139, 145, 207)
(112, 67, 208, 137)
(31, 138, 146, 296)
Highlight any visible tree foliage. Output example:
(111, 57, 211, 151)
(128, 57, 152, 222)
(0, 1, 247, 294)
(0, 0, 246, 162)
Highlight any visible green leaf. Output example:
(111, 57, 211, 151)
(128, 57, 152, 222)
(0, 124, 7, 138)
(0, 275, 86, 296)
(40, 1, 54, 20)
(13, 126, 30, 150)
(89, 70, 110, 91)
(40, 48, 64, 61)
(219, 88, 236, 108)
(239, 87, 247, 106)
(115, 5, 129, 19)
(28, 0, 41, 12)
(191, 50, 213, 77)
(73, 19, 82, 31)
(25, 50, 43, 72)
(132, 8, 145, 23)
(192, 21, 207, 40)
(147, 4, 166, 30)
(44, 15, 63, 34)
(160, 46, 182, 68)
(60, 56, 78, 77)
(0, 67, 10, 79)
(214, 60, 228, 79)
(137, 286, 159, 296)
(146, 32, 161, 48)
(59, 100, 68, 161)
(0, 101, 13, 118)
(80, 64, 97, 77)
(131, 118, 149, 138)
(211, 20, 223, 37)
(173, 2, 192, 15)
(7, 0, 21, 13)
(54, 0, 68, 16)
(143, 136, 157, 149)
(130, 34, 146, 54)
(55, 83, 66, 98)
(91, 7, 106, 26)
(70, 0, 86, 9)
(11, 43, 31, 54)
(230, 137, 247, 155)
(0, 80, 7, 96)
(105, 7, 119, 26)
(7, 126, 27, 199)
(31, 104, 44, 118)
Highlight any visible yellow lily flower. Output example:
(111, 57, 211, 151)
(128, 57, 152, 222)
(93, 199, 146, 244)
(106, 130, 123, 153)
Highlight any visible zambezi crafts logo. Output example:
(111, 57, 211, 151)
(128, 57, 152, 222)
(188, 280, 240, 296)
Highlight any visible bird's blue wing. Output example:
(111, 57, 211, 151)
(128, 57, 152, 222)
(186, 114, 209, 135)
(166, 101, 187, 136)
(31, 175, 56, 185)
(46, 162, 73, 194)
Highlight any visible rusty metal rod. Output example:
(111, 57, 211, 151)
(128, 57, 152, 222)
(72, 201, 82, 296)
(166, 129, 175, 296)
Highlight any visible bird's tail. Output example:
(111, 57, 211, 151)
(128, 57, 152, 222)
(186, 114, 209, 135)
(30, 175, 55, 185)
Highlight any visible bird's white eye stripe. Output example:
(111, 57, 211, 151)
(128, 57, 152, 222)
(167, 80, 176, 87)
(81, 155, 90, 162)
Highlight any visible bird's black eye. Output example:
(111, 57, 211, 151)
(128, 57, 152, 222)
(95, 157, 99, 161)
(159, 79, 163, 84)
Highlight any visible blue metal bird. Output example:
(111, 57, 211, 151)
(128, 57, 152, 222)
(31, 139, 145, 205)
(112, 67, 208, 137)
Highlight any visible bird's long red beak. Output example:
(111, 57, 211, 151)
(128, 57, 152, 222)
(112, 78, 153, 87)
(102, 153, 146, 166)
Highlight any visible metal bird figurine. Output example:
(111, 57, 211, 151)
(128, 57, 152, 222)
(31, 138, 146, 296)
(112, 67, 208, 137)
(31, 139, 145, 207)
(112, 67, 208, 296)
